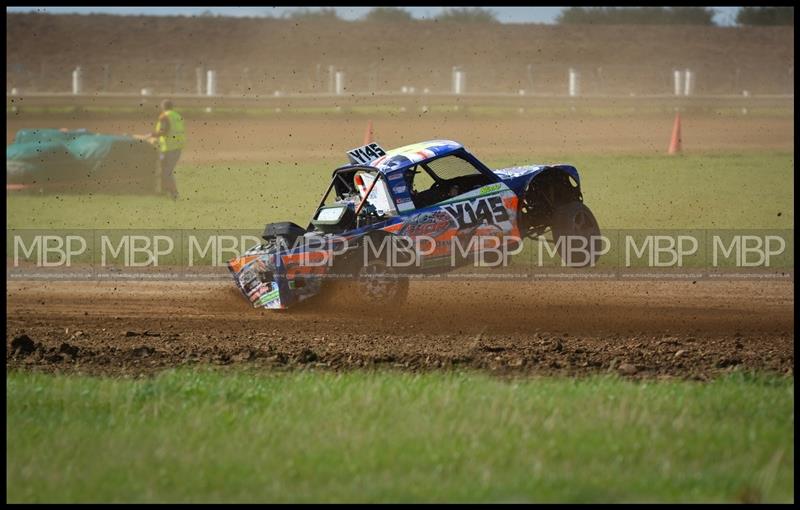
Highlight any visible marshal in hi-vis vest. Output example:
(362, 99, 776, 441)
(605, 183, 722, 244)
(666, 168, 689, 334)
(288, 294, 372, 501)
(155, 110, 186, 153)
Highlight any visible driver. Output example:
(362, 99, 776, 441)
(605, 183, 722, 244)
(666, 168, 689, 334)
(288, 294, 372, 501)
(405, 166, 461, 207)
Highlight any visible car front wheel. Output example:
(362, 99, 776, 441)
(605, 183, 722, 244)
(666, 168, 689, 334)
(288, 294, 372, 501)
(355, 257, 409, 306)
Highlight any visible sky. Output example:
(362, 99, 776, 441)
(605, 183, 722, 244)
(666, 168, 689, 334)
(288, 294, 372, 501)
(6, 6, 742, 25)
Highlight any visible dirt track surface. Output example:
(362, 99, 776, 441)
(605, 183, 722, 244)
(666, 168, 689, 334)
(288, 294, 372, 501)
(6, 279, 794, 379)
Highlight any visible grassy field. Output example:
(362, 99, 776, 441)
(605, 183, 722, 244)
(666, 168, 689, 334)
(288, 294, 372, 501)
(6, 369, 793, 503)
(5, 152, 794, 231)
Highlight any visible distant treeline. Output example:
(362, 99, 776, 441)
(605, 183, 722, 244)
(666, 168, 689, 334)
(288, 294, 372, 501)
(735, 7, 793, 26)
(284, 7, 498, 23)
(196, 7, 793, 26)
(550, 7, 793, 26)
(557, 7, 716, 25)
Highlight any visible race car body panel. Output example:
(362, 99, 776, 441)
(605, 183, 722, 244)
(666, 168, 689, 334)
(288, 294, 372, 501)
(229, 232, 351, 309)
(492, 164, 581, 189)
(228, 139, 589, 309)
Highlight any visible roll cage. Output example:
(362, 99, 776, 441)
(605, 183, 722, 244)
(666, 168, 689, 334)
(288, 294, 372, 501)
(318, 147, 500, 209)
(306, 165, 388, 231)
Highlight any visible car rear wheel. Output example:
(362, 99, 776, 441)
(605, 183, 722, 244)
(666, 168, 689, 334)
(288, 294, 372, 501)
(550, 201, 602, 267)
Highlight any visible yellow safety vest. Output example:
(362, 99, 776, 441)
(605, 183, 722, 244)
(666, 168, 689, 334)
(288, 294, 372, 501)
(155, 110, 186, 153)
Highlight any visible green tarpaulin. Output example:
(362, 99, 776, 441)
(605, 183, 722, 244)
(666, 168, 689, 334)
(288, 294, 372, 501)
(7, 128, 159, 193)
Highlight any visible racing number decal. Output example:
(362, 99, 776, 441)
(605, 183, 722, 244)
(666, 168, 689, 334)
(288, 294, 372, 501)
(443, 195, 510, 229)
(347, 143, 387, 165)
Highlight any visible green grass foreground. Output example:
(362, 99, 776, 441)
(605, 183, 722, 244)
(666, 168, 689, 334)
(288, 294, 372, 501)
(6, 152, 793, 231)
(6, 370, 794, 503)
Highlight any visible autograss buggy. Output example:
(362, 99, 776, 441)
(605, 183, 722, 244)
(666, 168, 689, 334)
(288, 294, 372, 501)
(228, 140, 601, 309)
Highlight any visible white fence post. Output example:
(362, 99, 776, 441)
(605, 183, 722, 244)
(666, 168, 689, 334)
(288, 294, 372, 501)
(206, 70, 217, 96)
(683, 68, 693, 96)
(72, 66, 82, 95)
(568, 68, 580, 97)
(335, 70, 345, 95)
(452, 67, 465, 95)
(673, 69, 683, 96)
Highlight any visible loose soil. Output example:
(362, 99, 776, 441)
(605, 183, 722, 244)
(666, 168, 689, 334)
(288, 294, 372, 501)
(6, 279, 794, 379)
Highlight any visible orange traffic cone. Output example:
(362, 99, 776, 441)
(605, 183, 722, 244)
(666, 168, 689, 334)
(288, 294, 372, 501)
(363, 120, 374, 145)
(668, 112, 682, 155)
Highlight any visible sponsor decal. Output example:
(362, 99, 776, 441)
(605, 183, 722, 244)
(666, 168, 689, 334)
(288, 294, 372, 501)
(388, 172, 406, 181)
(443, 196, 510, 229)
(254, 257, 270, 273)
(242, 278, 262, 295)
(494, 165, 543, 178)
(393, 185, 407, 194)
(397, 201, 415, 212)
(381, 155, 412, 172)
(398, 210, 456, 238)
(248, 281, 278, 301)
(479, 183, 502, 195)
(239, 266, 263, 294)
(263, 298, 282, 308)
(256, 288, 282, 306)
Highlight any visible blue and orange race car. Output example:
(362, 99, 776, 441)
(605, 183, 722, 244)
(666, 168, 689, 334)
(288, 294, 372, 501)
(228, 140, 600, 309)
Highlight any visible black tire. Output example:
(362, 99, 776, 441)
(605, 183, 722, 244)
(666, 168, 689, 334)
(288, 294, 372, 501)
(355, 257, 410, 306)
(550, 201, 602, 267)
(327, 238, 410, 307)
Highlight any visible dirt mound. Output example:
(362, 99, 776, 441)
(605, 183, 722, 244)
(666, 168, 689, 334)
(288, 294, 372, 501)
(6, 13, 794, 95)
(6, 279, 794, 379)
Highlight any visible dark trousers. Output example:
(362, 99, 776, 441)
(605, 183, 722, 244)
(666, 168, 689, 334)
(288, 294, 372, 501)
(159, 150, 181, 196)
